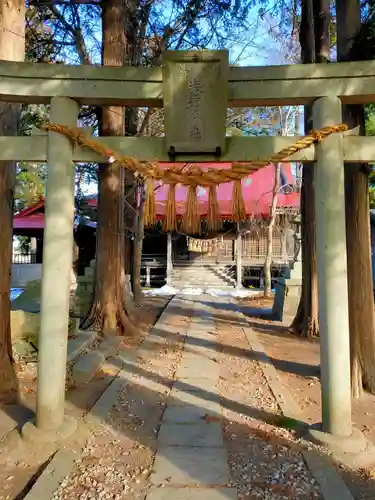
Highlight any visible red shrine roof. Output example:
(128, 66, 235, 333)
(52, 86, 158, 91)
(13, 163, 300, 230)
(13, 200, 45, 230)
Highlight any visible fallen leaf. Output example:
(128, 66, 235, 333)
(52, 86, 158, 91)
(201, 414, 221, 423)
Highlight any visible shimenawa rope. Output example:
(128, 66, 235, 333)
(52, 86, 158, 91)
(41, 122, 348, 232)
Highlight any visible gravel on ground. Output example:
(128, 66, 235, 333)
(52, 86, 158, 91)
(215, 304, 322, 500)
(51, 299, 192, 500)
(0, 296, 169, 500)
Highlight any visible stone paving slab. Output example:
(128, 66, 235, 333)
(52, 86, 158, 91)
(67, 331, 97, 363)
(24, 449, 76, 500)
(187, 325, 215, 334)
(182, 347, 219, 361)
(173, 377, 219, 393)
(302, 448, 355, 500)
(187, 326, 214, 333)
(181, 348, 218, 361)
(168, 389, 220, 407)
(150, 446, 230, 486)
(131, 373, 170, 395)
(185, 334, 217, 345)
(162, 403, 221, 423)
(147, 487, 237, 500)
(176, 359, 219, 379)
(185, 338, 217, 349)
(188, 320, 214, 326)
(184, 336, 217, 351)
(158, 422, 224, 447)
(71, 350, 105, 385)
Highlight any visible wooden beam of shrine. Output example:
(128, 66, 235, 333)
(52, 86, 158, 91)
(1, 59, 375, 105)
(1, 135, 375, 163)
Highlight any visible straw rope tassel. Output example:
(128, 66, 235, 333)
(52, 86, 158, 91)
(208, 185, 222, 231)
(165, 183, 177, 232)
(184, 185, 201, 234)
(232, 179, 246, 221)
(41, 122, 348, 188)
(144, 178, 157, 227)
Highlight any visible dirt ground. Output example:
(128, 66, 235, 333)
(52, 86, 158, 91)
(215, 306, 322, 500)
(239, 296, 375, 500)
(52, 297, 192, 500)
(46, 296, 323, 500)
(0, 296, 170, 500)
(2, 293, 375, 500)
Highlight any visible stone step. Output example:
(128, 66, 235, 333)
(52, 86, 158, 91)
(172, 287, 233, 290)
(84, 267, 94, 278)
(171, 280, 233, 284)
(171, 265, 231, 269)
(171, 272, 234, 278)
(172, 280, 234, 285)
(171, 273, 233, 279)
(172, 273, 233, 277)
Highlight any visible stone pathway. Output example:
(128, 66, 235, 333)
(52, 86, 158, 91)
(19, 294, 355, 500)
(147, 299, 237, 499)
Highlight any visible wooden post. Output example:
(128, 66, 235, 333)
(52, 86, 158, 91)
(146, 265, 151, 288)
(22, 97, 78, 443)
(236, 225, 242, 289)
(166, 232, 173, 286)
(30, 237, 37, 263)
(311, 96, 352, 438)
(132, 184, 145, 304)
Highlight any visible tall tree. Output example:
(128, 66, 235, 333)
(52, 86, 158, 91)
(291, 0, 320, 338)
(337, 0, 375, 397)
(0, 0, 25, 402)
(81, 0, 134, 335)
(31, 0, 265, 333)
(313, 0, 330, 63)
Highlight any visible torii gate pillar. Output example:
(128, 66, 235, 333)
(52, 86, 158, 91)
(307, 95, 366, 452)
(22, 97, 78, 442)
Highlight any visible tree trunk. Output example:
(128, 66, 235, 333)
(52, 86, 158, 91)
(81, 0, 135, 337)
(291, 0, 319, 337)
(313, 0, 330, 63)
(291, 162, 319, 337)
(132, 184, 145, 304)
(0, 0, 25, 404)
(123, 0, 142, 282)
(337, 0, 375, 397)
(264, 163, 281, 297)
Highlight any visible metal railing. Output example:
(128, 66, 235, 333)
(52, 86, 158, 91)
(12, 252, 37, 264)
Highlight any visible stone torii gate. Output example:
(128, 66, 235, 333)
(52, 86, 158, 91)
(1, 50, 374, 451)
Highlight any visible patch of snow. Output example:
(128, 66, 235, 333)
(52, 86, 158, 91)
(181, 287, 206, 295)
(143, 286, 264, 298)
(143, 284, 178, 296)
(205, 288, 263, 298)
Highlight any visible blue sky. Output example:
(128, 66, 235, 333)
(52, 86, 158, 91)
(59, 0, 300, 195)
